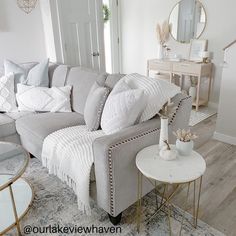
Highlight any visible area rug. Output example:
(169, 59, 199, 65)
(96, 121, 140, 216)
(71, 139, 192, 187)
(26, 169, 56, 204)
(6, 158, 224, 236)
(189, 107, 217, 126)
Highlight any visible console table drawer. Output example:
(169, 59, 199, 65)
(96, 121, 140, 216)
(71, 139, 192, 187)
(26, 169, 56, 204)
(173, 63, 201, 75)
(149, 61, 172, 71)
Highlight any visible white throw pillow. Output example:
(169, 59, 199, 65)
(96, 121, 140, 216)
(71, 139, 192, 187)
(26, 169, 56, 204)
(0, 73, 17, 112)
(16, 84, 72, 112)
(119, 73, 181, 122)
(101, 80, 146, 134)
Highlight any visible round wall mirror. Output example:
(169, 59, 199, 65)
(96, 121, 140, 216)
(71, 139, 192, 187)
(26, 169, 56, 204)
(169, 0, 206, 44)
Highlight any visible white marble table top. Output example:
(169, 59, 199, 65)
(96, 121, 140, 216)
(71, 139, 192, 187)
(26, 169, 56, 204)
(136, 145, 206, 184)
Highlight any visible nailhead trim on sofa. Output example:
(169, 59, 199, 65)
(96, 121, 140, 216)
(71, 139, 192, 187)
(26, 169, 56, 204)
(107, 96, 191, 216)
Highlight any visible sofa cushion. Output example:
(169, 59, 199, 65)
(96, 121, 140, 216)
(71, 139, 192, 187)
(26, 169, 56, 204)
(5, 111, 36, 120)
(0, 73, 17, 112)
(16, 84, 72, 112)
(16, 112, 85, 159)
(4, 59, 49, 87)
(50, 65, 69, 87)
(105, 74, 125, 89)
(0, 113, 16, 139)
(16, 112, 85, 144)
(84, 81, 110, 131)
(121, 73, 181, 122)
(66, 67, 105, 114)
(0, 66, 4, 77)
(101, 80, 146, 134)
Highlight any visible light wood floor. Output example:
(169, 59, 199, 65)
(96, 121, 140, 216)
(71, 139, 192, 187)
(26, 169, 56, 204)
(171, 115, 236, 236)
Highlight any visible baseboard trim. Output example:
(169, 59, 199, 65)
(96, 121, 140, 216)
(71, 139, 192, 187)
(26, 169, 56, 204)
(208, 102, 218, 110)
(213, 132, 236, 145)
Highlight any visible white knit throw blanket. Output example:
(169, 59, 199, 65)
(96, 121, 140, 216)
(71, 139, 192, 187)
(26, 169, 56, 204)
(41, 125, 105, 215)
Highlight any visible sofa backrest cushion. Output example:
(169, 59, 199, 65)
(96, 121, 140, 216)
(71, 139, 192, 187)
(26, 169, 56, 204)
(105, 74, 125, 89)
(50, 65, 68, 87)
(84, 81, 110, 131)
(65, 67, 102, 114)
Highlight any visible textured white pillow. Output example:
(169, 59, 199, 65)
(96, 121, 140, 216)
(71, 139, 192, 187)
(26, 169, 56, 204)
(16, 84, 72, 112)
(101, 80, 146, 134)
(0, 73, 17, 112)
(120, 73, 181, 122)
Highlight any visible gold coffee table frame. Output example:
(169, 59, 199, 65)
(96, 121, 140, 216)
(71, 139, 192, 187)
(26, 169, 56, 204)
(136, 173, 203, 235)
(0, 142, 34, 236)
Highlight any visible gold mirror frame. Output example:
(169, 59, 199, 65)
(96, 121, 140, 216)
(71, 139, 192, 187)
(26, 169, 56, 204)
(168, 0, 207, 44)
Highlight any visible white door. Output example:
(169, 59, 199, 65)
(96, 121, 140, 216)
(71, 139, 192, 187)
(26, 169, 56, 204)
(58, 0, 105, 71)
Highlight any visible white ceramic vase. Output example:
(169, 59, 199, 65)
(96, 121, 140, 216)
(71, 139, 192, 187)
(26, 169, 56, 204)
(157, 44, 164, 60)
(159, 118, 168, 149)
(189, 86, 196, 101)
(176, 139, 194, 156)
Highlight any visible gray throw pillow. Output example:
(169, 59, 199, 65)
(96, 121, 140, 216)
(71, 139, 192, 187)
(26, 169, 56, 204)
(84, 82, 110, 131)
(4, 59, 49, 88)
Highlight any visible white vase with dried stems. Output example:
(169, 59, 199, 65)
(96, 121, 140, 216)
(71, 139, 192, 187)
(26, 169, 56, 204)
(156, 21, 170, 60)
(173, 129, 198, 156)
(158, 101, 177, 149)
(189, 77, 198, 101)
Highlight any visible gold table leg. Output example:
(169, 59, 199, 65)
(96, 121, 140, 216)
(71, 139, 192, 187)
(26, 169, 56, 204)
(179, 182, 191, 235)
(9, 185, 21, 236)
(193, 180, 196, 227)
(136, 171, 142, 233)
(195, 176, 203, 227)
(136, 175, 203, 234)
(155, 181, 158, 210)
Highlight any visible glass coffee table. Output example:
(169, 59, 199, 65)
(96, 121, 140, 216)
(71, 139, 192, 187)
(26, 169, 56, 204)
(0, 142, 33, 235)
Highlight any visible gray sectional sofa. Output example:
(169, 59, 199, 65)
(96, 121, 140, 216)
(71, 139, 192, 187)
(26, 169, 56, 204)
(0, 63, 192, 224)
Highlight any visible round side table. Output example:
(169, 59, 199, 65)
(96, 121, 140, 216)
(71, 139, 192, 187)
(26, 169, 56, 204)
(136, 144, 206, 235)
(0, 142, 34, 236)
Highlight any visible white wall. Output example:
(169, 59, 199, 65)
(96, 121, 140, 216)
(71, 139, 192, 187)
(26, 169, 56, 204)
(0, 0, 47, 65)
(214, 44, 236, 145)
(119, 0, 236, 104)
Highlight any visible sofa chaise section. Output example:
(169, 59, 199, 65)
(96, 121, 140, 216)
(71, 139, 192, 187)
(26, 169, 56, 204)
(15, 112, 85, 159)
(0, 113, 20, 144)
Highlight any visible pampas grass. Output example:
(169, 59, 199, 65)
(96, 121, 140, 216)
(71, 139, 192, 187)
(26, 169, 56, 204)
(156, 20, 170, 45)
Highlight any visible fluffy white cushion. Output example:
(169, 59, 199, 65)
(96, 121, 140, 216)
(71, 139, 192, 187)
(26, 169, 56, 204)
(0, 73, 17, 112)
(120, 73, 181, 122)
(16, 84, 72, 112)
(101, 80, 146, 134)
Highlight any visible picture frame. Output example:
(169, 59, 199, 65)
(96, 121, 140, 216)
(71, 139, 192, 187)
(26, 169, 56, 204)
(189, 39, 208, 62)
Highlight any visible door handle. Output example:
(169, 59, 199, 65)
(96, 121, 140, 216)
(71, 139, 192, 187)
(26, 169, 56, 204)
(91, 52, 100, 57)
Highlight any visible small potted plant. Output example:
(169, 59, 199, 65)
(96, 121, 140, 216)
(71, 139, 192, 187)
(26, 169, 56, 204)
(159, 140, 177, 161)
(173, 129, 198, 156)
(189, 77, 198, 101)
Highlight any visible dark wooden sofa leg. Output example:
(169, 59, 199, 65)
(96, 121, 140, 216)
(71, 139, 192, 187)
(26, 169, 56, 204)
(108, 212, 122, 225)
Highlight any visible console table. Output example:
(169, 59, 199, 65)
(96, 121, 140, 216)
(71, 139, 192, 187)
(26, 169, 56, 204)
(147, 59, 213, 111)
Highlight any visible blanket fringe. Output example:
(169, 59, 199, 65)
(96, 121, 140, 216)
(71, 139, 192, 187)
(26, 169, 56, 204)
(44, 160, 92, 215)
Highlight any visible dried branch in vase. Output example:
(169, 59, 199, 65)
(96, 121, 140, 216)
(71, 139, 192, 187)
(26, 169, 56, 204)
(156, 20, 170, 46)
(158, 101, 177, 119)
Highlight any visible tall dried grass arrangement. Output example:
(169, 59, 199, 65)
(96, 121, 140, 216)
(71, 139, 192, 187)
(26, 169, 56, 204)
(156, 20, 170, 45)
